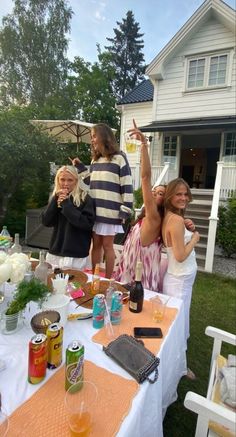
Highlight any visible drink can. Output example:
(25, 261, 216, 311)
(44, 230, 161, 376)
(46, 323, 63, 369)
(111, 291, 123, 325)
(92, 293, 105, 329)
(28, 334, 47, 384)
(65, 340, 84, 391)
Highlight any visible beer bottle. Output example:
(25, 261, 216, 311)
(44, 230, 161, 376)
(129, 261, 144, 313)
(91, 264, 100, 295)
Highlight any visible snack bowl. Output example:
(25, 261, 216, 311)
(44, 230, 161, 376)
(30, 310, 60, 334)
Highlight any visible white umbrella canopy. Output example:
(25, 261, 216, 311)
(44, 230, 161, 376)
(30, 119, 117, 145)
(30, 119, 95, 144)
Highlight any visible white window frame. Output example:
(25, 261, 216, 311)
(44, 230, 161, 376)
(222, 132, 236, 163)
(184, 50, 233, 92)
(162, 135, 178, 169)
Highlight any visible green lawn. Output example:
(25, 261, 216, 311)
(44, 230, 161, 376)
(163, 271, 236, 437)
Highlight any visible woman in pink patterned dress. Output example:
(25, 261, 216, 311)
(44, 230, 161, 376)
(114, 185, 166, 290)
(115, 120, 195, 291)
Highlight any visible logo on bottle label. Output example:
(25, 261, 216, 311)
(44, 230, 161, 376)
(129, 301, 138, 310)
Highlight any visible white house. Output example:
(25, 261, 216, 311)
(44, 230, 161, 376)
(117, 0, 236, 272)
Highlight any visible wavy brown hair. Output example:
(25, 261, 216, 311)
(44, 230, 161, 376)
(164, 178, 192, 216)
(91, 123, 119, 161)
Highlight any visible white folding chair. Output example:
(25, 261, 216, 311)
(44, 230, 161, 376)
(184, 326, 236, 437)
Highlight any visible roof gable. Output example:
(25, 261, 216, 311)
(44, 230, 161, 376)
(146, 0, 236, 80)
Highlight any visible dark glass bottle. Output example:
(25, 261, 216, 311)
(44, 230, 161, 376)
(129, 261, 144, 313)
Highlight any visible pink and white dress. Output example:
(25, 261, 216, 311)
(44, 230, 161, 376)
(114, 220, 163, 291)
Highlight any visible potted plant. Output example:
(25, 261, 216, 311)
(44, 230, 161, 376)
(4, 278, 50, 333)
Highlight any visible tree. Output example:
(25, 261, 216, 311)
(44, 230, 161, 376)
(0, 0, 72, 106)
(105, 10, 146, 99)
(68, 48, 120, 130)
(0, 105, 64, 234)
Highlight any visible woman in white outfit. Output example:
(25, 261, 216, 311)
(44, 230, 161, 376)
(162, 178, 200, 378)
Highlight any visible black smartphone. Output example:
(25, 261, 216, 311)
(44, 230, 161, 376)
(134, 327, 163, 338)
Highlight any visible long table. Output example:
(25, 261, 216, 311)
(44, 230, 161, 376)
(0, 280, 187, 437)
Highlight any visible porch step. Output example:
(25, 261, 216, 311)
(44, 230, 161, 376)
(186, 189, 214, 271)
(196, 254, 206, 269)
(186, 215, 209, 225)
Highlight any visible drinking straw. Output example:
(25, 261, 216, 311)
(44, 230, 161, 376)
(104, 298, 114, 337)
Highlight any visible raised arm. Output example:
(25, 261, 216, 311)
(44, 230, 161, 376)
(128, 119, 161, 246)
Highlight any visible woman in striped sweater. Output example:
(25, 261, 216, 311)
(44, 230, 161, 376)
(71, 123, 133, 278)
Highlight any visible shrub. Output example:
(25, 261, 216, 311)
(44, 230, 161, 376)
(133, 187, 143, 209)
(216, 197, 236, 257)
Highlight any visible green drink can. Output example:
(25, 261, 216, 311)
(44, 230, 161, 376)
(65, 340, 84, 391)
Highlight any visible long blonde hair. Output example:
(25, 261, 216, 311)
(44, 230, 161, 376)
(52, 165, 87, 207)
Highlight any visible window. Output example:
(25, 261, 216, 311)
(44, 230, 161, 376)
(186, 52, 229, 91)
(188, 58, 205, 88)
(223, 132, 236, 162)
(209, 55, 227, 86)
(163, 136, 177, 168)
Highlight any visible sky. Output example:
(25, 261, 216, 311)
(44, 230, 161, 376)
(0, 0, 235, 65)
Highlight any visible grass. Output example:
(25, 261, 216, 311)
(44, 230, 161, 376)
(163, 271, 236, 437)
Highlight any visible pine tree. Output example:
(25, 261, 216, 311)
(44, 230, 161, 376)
(105, 10, 146, 99)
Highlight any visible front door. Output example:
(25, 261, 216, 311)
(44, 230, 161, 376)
(182, 165, 194, 187)
(179, 133, 221, 189)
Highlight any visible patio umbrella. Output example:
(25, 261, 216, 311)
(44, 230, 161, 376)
(30, 119, 96, 145)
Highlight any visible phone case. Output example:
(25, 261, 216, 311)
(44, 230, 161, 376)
(134, 327, 163, 338)
(103, 334, 160, 384)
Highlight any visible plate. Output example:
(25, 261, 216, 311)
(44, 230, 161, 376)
(67, 311, 93, 321)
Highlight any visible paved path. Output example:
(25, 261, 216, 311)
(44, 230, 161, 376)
(213, 255, 236, 279)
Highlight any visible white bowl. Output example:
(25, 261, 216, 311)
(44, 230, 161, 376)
(42, 294, 70, 326)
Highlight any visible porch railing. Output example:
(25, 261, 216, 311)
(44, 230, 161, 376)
(130, 163, 170, 190)
(220, 163, 236, 199)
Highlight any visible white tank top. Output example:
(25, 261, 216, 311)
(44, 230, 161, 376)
(166, 226, 197, 276)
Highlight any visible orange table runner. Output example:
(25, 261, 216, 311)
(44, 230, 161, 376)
(5, 360, 139, 437)
(92, 301, 178, 355)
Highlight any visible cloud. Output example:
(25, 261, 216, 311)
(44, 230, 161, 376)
(94, 9, 106, 22)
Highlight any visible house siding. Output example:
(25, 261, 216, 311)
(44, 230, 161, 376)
(119, 102, 153, 166)
(155, 18, 236, 120)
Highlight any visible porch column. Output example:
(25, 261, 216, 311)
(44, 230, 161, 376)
(205, 161, 224, 272)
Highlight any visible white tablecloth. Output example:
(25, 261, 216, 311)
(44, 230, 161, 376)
(0, 284, 186, 437)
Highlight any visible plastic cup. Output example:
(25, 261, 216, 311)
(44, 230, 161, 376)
(151, 297, 165, 323)
(104, 320, 120, 340)
(0, 410, 9, 437)
(124, 133, 140, 154)
(65, 380, 98, 436)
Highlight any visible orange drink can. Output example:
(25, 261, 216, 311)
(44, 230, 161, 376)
(28, 334, 48, 384)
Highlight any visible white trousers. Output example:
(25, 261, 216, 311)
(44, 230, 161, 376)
(163, 270, 197, 345)
(46, 253, 88, 271)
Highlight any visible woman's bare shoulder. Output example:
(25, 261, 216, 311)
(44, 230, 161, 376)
(165, 213, 184, 226)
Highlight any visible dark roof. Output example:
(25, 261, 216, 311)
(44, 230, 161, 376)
(140, 116, 236, 132)
(117, 79, 154, 105)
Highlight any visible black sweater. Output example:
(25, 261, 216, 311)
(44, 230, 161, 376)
(42, 194, 95, 258)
